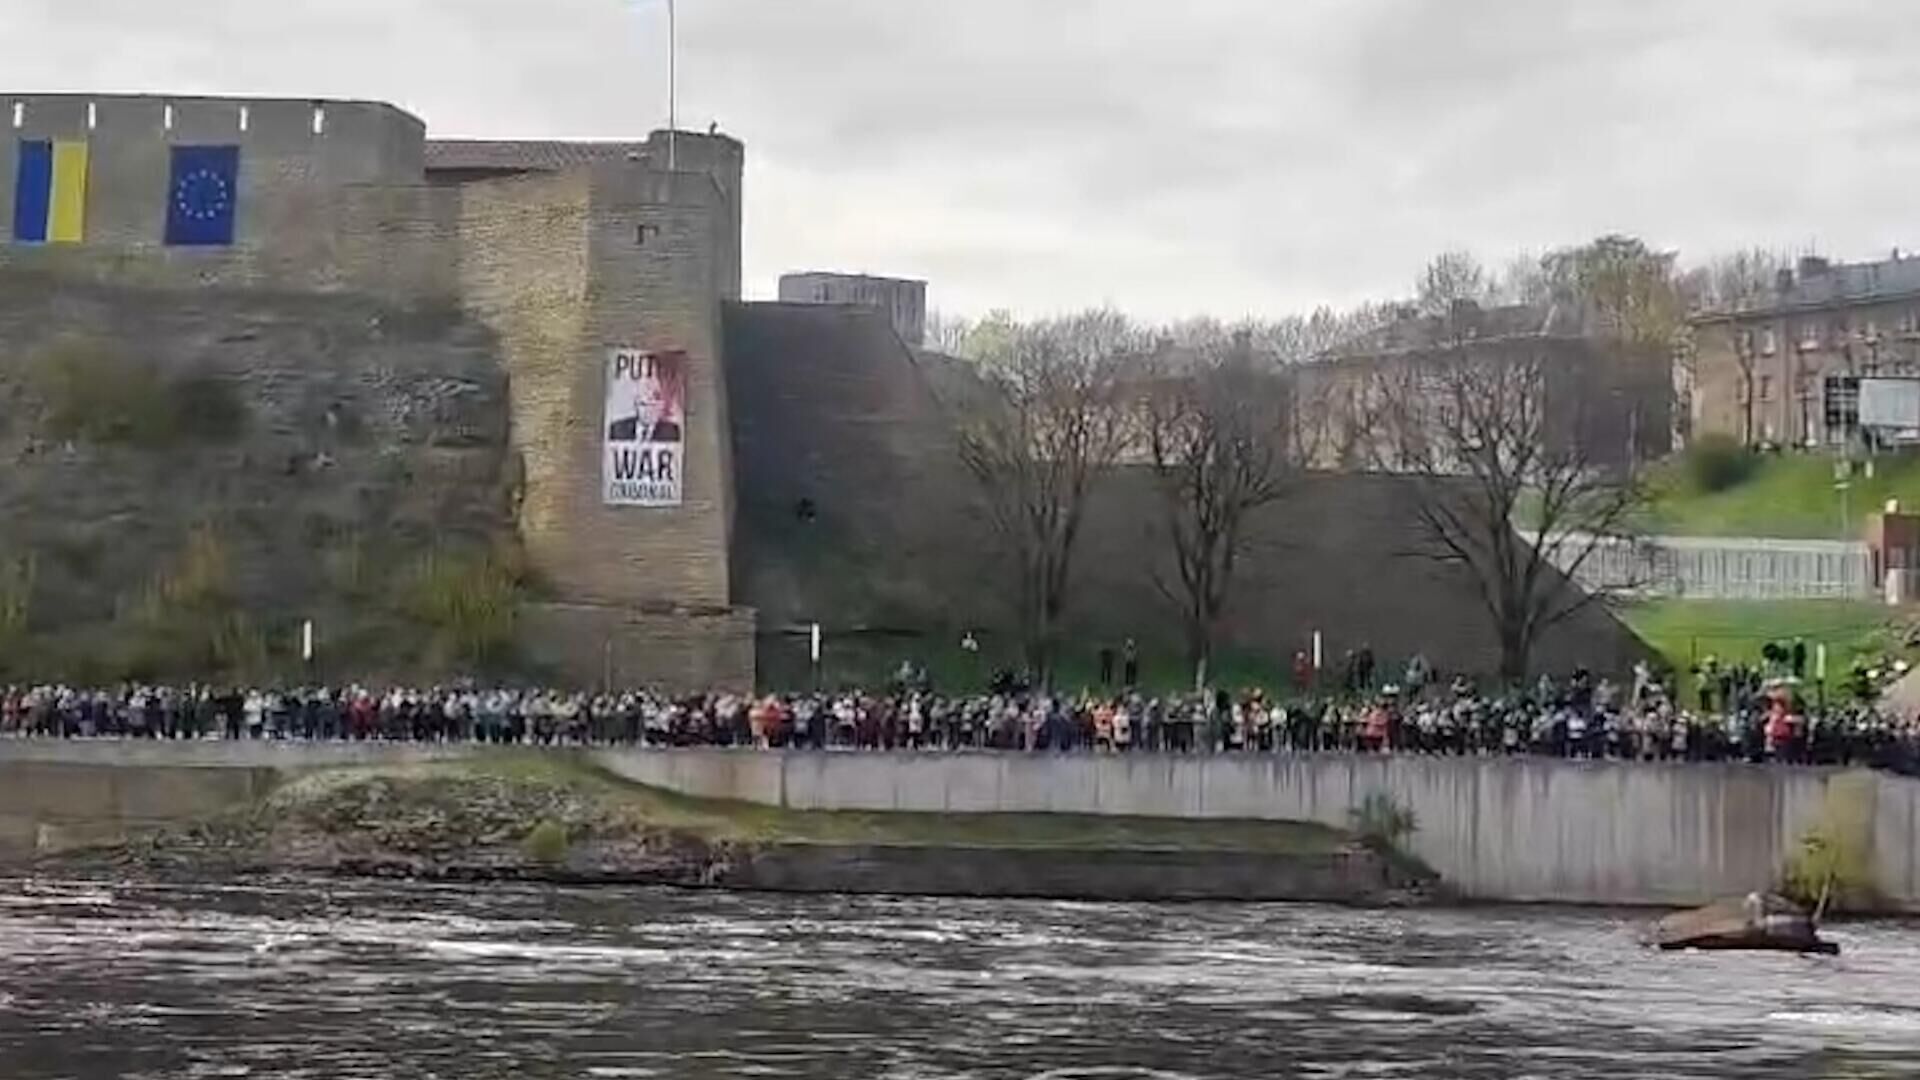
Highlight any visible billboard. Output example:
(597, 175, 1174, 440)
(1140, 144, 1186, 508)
(1860, 377, 1920, 440)
(603, 347, 687, 506)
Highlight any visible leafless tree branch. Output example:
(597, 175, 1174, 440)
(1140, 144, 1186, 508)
(954, 309, 1144, 684)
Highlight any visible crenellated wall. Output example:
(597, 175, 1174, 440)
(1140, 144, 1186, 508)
(0, 92, 754, 685)
(0, 95, 425, 283)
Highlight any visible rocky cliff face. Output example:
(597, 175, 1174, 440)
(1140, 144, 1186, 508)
(0, 273, 514, 680)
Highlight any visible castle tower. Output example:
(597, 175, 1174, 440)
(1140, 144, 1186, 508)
(0, 94, 757, 689)
(448, 130, 754, 688)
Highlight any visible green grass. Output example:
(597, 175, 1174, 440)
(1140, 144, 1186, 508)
(310, 753, 1349, 855)
(1618, 598, 1906, 672)
(1641, 452, 1920, 539)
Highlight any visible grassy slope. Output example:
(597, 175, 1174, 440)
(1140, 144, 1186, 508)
(1641, 452, 1920, 539)
(1618, 598, 1902, 672)
(303, 753, 1349, 855)
(757, 633, 1295, 697)
(1617, 452, 1920, 673)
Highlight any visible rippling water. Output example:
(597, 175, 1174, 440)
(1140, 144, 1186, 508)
(2, 878, 1919, 1078)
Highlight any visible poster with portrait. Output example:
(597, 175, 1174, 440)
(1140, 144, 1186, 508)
(603, 347, 687, 506)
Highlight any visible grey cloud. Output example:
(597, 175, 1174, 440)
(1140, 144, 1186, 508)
(8, 0, 1920, 319)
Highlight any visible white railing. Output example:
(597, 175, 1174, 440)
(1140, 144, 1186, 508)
(1551, 532, 1872, 600)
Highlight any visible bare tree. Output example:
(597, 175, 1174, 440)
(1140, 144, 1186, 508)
(1368, 342, 1646, 682)
(957, 310, 1143, 683)
(1731, 330, 1758, 445)
(1139, 336, 1298, 688)
(1289, 302, 1399, 362)
(1490, 251, 1552, 307)
(1161, 305, 1397, 367)
(1679, 248, 1786, 312)
(1416, 251, 1491, 316)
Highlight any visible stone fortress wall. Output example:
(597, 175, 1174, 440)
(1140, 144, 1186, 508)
(0, 93, 753, 688)
(0, 91, 1646, 689)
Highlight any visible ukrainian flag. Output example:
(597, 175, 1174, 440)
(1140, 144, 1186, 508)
(12, 140, 89, 244)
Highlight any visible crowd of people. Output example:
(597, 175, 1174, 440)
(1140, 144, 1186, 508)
(1, 656, 1917, 774)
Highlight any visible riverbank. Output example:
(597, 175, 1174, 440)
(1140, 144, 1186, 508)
(32, 755, 1435, 904)
(8, 742, 1920, 908)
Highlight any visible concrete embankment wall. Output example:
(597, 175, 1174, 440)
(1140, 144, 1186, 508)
(597, 750, 1920, 911)
(2, 742, 1916, 911)
(0, 741, 473, 860)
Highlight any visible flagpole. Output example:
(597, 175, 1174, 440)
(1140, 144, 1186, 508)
(667, 0, 677, 170)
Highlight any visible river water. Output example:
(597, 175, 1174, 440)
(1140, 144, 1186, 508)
(2, 878, 1918, 1079)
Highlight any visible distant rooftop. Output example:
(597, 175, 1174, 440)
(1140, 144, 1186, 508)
(1700, 252, 1920, 321)
(779, 270, 929, 287)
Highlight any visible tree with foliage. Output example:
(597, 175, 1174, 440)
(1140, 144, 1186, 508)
(1367, 337, 1647, 682)
(926, 308, 1019, 361)
(1139, 335, 1297, 688)
(1543, 234, 1684, 347)
(956, 310, 1143, 683)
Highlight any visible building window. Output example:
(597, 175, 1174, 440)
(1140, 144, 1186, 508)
(1760, 374, 1774, 401)
(1825, 375, 1861, 445)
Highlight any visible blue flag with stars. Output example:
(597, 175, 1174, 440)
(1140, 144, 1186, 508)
(165, 145, 240, 246)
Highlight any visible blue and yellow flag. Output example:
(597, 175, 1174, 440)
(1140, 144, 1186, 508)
(11, 140, 89, 244)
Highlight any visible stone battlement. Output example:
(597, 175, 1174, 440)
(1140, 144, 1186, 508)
(0, 93, 740, 303)
(0, 93, 754, 687)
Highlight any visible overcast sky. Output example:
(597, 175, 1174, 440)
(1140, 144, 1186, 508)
(12, 0, 1920, 320)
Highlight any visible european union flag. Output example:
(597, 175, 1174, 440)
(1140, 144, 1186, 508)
(165, 145, 240, 246)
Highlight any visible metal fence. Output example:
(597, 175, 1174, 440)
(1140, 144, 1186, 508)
(1553, 533, 1872, 600)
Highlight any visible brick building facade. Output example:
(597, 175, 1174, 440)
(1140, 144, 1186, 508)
(1296, 302, 1672, 472)
(1688, 253, 1920, 449)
